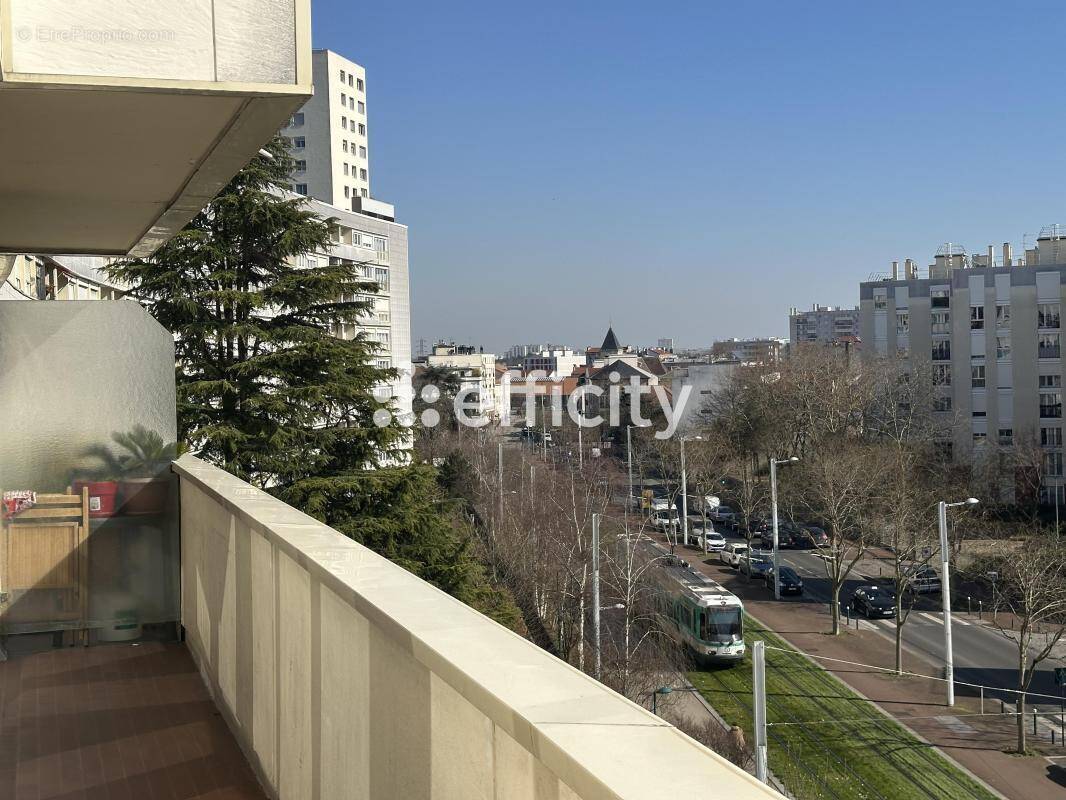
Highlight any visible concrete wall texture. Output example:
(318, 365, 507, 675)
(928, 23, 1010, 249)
(175, 455, 783, 800)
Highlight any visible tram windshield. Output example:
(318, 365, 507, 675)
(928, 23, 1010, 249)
(700, 607, 743, 643)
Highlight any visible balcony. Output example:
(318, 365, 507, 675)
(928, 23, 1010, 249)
(0, 453, 783, 799)
(0, 1, 312, 256)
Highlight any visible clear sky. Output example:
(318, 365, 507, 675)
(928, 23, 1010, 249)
(312, 0, 1066, 355)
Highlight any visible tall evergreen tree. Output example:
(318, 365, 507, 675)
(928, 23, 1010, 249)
(109, 137, 522, 627)
(108, 137, 401, 487)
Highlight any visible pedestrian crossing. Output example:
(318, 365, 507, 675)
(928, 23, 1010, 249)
(852, 612, 973, 631)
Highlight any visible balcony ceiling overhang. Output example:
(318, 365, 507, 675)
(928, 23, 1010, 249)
(0, 0, 312, 257)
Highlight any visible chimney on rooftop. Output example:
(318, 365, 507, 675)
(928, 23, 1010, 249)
(891, 260, 899, 280)
(1003, 242, 1013, 267)
(905, 258, 917, 278)
(988, 245, 995, 267)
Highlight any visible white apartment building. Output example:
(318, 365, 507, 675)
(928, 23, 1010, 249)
(523, 347, 583, 378)
(710, 337, 786, 363)
(789, 304, 859, 346)
(304, 196, 413, 425)
(860, 227, 1066, 505)
(425, 343, 501, 419)
(283, 50, 371, 209)
(1, 254, 124, 301)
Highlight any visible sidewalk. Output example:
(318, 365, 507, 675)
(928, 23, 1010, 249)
(660, 534, 1066, 800)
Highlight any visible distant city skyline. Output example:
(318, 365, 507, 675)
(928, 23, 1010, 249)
(312, 0, 1066, 353)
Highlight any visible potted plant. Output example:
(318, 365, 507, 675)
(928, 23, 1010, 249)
(79, 426, 177, 516)
(112, 426, 178, 515)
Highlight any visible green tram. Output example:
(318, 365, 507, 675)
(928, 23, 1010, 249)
(651, 548, 746, 665)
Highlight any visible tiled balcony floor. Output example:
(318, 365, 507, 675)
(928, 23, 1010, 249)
(0, 640, 265, 800)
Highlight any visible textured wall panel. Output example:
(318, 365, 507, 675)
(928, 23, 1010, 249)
(213, 0, 296, 84)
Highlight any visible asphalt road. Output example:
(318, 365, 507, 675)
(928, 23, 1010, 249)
(692, 522, 1066, 716)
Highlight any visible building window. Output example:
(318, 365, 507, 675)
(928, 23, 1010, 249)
(933, 365, 951, 386)
(931, 289, 950, 309)
(350, 97, 355, 110)
(1045, 452, 1064, 477)
(896, 312, 909, 334)
(933, 395, 952, 412)
(931, 311, 950, 334)
(341, 116, 347, 128)
(970, 306, 985, 330)
(342, 140, 349, 153)
(357, 78, 364, 91)
(1042, 391, 1063, 418)
(931, 340, 951, 361)
(996, 335, 1011, 360)
(344, 186, 350, 198)
(358, 123, 366, 136)
(351, 119, 358, 131)
(973, 410, 986, 417)
(290, 112, 304, 126)
(292, 137, 306, 149)
(374, 268, 389, 289)
(998, 428, 1014, 446)
(973, 431, 987, 446)
(359, 146, 367, 159)
(360, 168, 368, 180)
(344, 164, 349, 176)
(1043, 427, 1063, 447)
(1040, 303, 1061, 329)
(341, 92, 347, 105)
(996, 304, 1010, 329)
(1040, 333, 1061, 359)
(340, 69, 346, 82)
(874, 293, 887, 310)
(361, 188, 368, 197)
(1041, 375, 1062, 389)
(295, 160, 306, 171)
(358, 101, 366, 114)
(971, 364, 985, 388)
(294, 184, 308, 195)
(1042, 484, 1066, 507)
(348, 74, 354, 87)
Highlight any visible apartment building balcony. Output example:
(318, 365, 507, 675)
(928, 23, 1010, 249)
(0, 451, 784, 800)
(0, 301, 780, 800)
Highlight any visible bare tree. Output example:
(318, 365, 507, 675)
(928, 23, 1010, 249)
(988, 532, 1066, 753)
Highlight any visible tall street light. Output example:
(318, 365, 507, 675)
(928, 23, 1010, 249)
(770, 455, 799, 600)
(938, 496, 979, 707)
(680, 435, 703, 549)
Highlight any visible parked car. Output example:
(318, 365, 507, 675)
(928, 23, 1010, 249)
(652, 509, 681, 532)
(721, 541, 749, 567)
(766, 565, 804, 595)
(802, 526, 829, 548)
(747, 516, 771, 534)
(850, 586, 896, 619)
(906, 566, 942, 594)
(708, 505, 737, 526)
(739, 552, 773, 578)
(694, 529, 727, 552)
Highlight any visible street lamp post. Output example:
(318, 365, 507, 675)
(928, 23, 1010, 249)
(770, 455, 799, 600)
(680, 435, 702, 549)
(938, 496, 979, 707)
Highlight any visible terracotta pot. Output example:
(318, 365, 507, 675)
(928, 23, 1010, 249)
(118, 477, 170, 515)
(72, 479, 119, 518)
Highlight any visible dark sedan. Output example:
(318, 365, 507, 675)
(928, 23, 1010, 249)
(765, 565, 803, 595)
(850, 586, 896, 619)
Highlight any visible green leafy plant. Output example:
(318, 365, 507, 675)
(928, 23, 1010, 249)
(82, 425, 178, 480)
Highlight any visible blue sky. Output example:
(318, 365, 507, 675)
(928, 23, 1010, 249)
(313, 0, 1066, 354)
